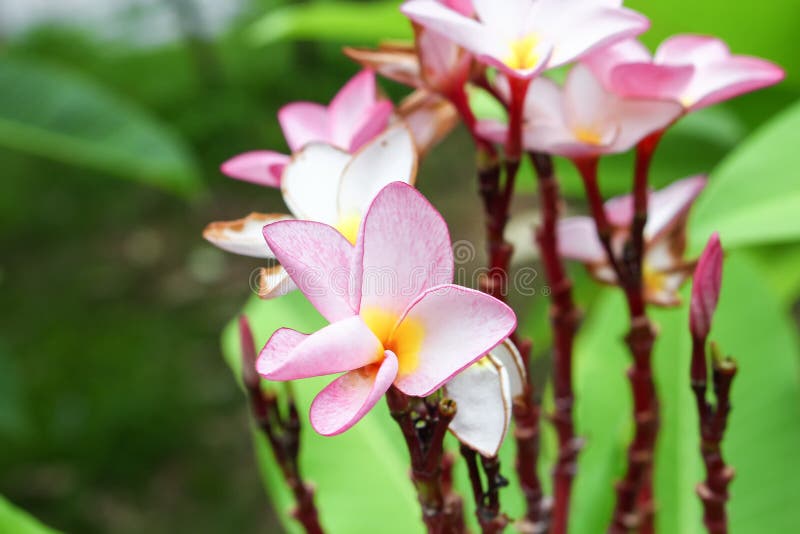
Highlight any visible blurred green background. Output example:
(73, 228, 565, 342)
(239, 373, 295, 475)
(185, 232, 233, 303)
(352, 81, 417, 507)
(0, 1, 798, 533)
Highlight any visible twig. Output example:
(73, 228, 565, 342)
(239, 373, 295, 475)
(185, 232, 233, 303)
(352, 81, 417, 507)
(387, 387, 465, 534)
(239, 317, 324, 534)
(530, 152, 582, 534)
(460, 444, 511, 533)
(692, 340, 737, 534)
(573, 159, 660, 533)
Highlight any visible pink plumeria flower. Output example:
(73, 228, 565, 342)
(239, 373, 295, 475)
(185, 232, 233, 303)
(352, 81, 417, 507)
(204, 125, 417, 298)
(477, 64, 682, 158)
(256, 182, 517, 436)
(584, 36, 785, 112)
(446, 339, 526, 456)
(690, 233, 723, 341)
(220, 69, 393, 188)
(558, 175, 707, 306)
(401, 0, 649, 79)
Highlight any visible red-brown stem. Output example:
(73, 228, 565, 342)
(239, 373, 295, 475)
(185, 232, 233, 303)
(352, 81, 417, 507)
(530, 152, 582, 534)
(239, 317, 324, 534)
(692, 341, 737, 534)
(387, 388, 464, 534)
(460, 445, 511, 533)
(573, 159, 660, 533)
(630, 132, 664, 278)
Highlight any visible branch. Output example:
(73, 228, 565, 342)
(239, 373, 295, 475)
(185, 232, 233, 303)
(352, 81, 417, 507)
(530, 152, 582, 534)
(387, 387, 465, 534)
(239, 317, 324, 534)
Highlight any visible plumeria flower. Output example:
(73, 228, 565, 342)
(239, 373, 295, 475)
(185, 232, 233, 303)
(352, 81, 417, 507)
(558, 175, 707, 306)
(256, 182, 517, 436)
(204, 125, 417, 298)
(401, 0, 649, 79)
(584, 36, 785, 112)
(446, 339, 526, 457)
(477, 64, 682, 158)
(220, 69, 393, 188)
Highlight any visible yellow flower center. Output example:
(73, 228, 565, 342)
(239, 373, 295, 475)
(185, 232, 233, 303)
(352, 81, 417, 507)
(574, 127, 605, 146)
(361, 307, 425, 377)
(504, 34, 540, 71)
(335, 212, 362, 245)
(643, 261, 667, 296)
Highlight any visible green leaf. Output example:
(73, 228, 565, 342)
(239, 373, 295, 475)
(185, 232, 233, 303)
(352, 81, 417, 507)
(0, 496, 59, 534)
(248, 2, 412, 47)
(690, 99, 800, 251)
(570, 252, 800, 532)
(221, 291, 421, 534)
(0, 57, 200, 195)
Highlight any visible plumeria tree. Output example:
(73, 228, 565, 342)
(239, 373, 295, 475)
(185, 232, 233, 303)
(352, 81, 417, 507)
(205, 1, 785, 533)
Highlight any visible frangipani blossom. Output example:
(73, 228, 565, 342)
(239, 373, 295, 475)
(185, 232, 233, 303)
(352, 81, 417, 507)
(204, 125, 417, 298)
(401, 0, 649, 79)
(585, 36, 785, 112)
(257, 182, 517, 436)
(446, 339, 526, 456)
(220, 70, 393, 188)
(558, 175, 707, 306)
(477, 65, 682, 158)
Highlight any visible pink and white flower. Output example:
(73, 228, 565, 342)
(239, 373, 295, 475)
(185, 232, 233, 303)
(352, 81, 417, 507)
(445, 339, 526, 456)
(584, 36, 785, 112)
(256, 182, 517, 436)
(204, 125, 417, 298)
(558, 175, 707, 306)
(477, 65, 682, 158)
(401, 0, 649, 79)
(220, 70, 393, 188)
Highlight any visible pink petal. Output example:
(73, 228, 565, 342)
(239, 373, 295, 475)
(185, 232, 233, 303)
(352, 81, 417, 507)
(310, 351, 399, 436)
(337, 125, 418, 220)
(355, 182, 454, 319)
(416, 26, 472, 93)
(654, 35, 731, 66)
(220, 151, 289, 188)
(583, 38, 652, 87)
(473, 0, 533, 31)
(280, 143, 350, 224)
(203, 213, 291, 258)
(257, 316, 383, 381)
(278, 102, 330, 152)
(645, 175, 707, 241)
(610, 98, 682, 153)
(442, 0, 474, 17)
(609, 63, 694, 102)
(329, 70, 390, 150)
(524, 76, 566, 127)
(564, 65, 618, 140)
(392, 284, 516, 397)
(535, 3, 650, 68)
(398, 90, 460, 157)
(402, 1, 505, 63)
(475, 119, 509, 145)
(686, 56, 785, 111)
(556, 216, 607, 264)
(346, 100, 394, 152)
(263, 220, 358, 322)
(690, 232, 723, 340)
(446, 355, 512, 457)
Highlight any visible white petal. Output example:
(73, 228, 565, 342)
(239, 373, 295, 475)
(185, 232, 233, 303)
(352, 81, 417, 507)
(256, 265, 298, 299)
(281, 144, 350, 224)
(337, 125, 418, 219)
(203, 213, 291, 258)
(445, 355, 512, 457)
(489, 339, 527, 398)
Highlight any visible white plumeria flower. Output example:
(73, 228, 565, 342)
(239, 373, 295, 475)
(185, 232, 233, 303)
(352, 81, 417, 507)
(204, 125, 418, 298)
(478, 64, 682, 158)
(558, 175, 707, 306)
(401, 0, 649, 79)
(445, 339, 527, 457)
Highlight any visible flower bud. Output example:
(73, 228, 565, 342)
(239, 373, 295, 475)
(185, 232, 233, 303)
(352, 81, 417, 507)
(690, 233, 724, 340)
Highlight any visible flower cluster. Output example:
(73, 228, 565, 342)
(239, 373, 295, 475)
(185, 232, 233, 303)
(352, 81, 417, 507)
(205, 1, 783, 530)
